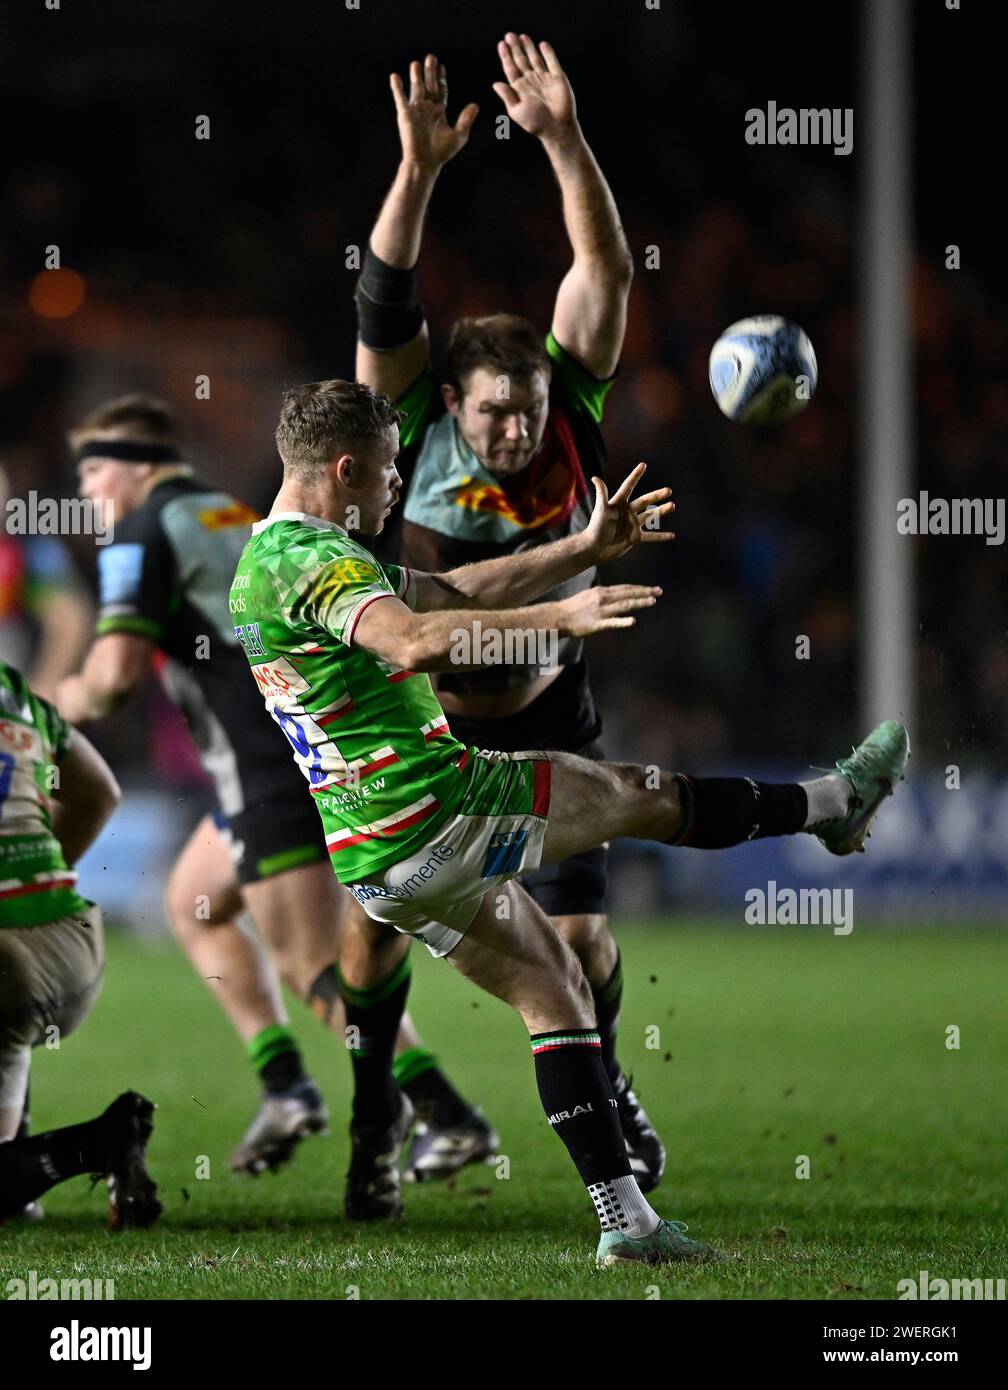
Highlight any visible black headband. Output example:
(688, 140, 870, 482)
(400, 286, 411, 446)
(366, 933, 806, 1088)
(74, 440, 186, 465)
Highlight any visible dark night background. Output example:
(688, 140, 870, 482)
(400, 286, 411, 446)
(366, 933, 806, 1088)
(1, 1, 1002, 798)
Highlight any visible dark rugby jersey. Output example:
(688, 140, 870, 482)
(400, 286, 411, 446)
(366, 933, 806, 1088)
(94, 473, 301, 816)
(373, 334, 614, 695)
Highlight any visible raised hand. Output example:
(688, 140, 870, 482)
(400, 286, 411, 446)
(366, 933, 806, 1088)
(492, 34, 576, 141)
(390, 53, 478, 171)
(585, 463, 676, 565)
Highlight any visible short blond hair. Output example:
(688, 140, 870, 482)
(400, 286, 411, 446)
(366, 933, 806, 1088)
(275, 380, 400, 479)
(68, 393, 181, 453)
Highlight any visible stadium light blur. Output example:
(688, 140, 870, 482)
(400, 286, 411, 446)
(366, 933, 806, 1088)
(29, 267, 87, 319)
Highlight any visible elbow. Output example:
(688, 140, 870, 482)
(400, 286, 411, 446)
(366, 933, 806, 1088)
(100, 669, 145, 717)
(612, 247, 634, 289)
(92, 766, 122, 824)
(396, 614, 445, 673)
(105, 770, 123, 812)
(403, 619, 459, 673)
(400, 637, 439, 673)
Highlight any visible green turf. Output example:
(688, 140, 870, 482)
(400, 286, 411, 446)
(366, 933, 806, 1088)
(2, 922, 1005, 1300)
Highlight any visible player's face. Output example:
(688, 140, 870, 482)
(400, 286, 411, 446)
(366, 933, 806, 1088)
(346, 426, 402, 534)
(446, 367, 549, 478)
(77, 455, 150, 518)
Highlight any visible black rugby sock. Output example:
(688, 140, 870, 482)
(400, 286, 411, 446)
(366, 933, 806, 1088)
(0, 1118, 111, 1219)
(393, 1048, 471, 1126)
(340, 956, 412, 1131)
(530, 1028, 629, 1185)
(530, 1028, 659, 1235)
(247, 1024, 308, 1096)
(669, 775, 808, 848)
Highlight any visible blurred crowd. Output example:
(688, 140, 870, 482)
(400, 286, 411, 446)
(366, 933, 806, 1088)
(2, 1, 1003, 807)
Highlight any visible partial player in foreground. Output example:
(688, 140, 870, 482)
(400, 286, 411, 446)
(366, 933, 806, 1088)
(56, 395, 494, 1199)
(0, 660, 160, 1228)
(356, 36, 663, 1191)
(230, 380, 910, 1267)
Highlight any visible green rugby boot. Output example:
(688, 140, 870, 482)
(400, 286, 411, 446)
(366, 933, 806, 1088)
(597, 1218, 721, 1268)
(815, 719, 910, 856)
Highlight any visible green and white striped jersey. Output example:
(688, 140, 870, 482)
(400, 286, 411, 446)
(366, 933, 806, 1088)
(0, 661, 91, 927)
(229, 513, 473, 881)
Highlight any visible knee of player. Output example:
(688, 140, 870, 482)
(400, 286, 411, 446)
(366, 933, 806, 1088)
(163, 879, 221, 933)
(275, 955, 315, 1000)
(560, 946, 595, 1015)
(552, 912, 604, 954)
(620, 762, 685, 831)
(598, 760, 652, 805)
(162, 878, 190, 933)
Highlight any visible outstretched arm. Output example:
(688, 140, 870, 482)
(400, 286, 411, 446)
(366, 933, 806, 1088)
(493, 34, 633, 380)
(355, 54, 478, 401)
(355, 586, 660, 675)
(410, 463, 674, 613)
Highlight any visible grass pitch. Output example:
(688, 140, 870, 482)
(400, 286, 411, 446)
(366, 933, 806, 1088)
(2, 921, 1005, 1300)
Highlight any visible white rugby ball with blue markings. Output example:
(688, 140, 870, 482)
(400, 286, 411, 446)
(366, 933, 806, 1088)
(708, 315, 817, 424)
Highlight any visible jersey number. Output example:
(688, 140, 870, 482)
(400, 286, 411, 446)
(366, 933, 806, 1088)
(270, 709, 351, 788)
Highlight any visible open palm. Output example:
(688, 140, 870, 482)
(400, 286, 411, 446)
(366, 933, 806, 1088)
(586, 464, 676, 564)
(390, 54, 478, 170)
(493, 34, 576, 138)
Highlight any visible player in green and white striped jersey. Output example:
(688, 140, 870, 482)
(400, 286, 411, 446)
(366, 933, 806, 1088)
(0, 660, 161, 1227)
(233, 379, 908, 1266)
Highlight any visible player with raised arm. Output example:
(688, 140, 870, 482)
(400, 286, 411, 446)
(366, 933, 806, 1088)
(354, 37, 667, 1189)
(56, 394, 494, 1207)
(0, 659, 160, 1228)
(230, 379, 908, 1267)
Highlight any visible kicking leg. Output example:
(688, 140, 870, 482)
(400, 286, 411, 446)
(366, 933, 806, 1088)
(541, 718, 909, 863)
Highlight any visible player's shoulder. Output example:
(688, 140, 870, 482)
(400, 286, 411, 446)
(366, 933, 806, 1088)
(108, 491, 166, 545)
(0, 660, 33, 720)
(0, 659, 66, 749)
(102, 473, 190, 545)
(395, 366, 443, 450)
(249, 515, 388, 586)
(250, 513, 356, 556)
(546, 332, 617, 426)
(161, 483, 256, 531)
